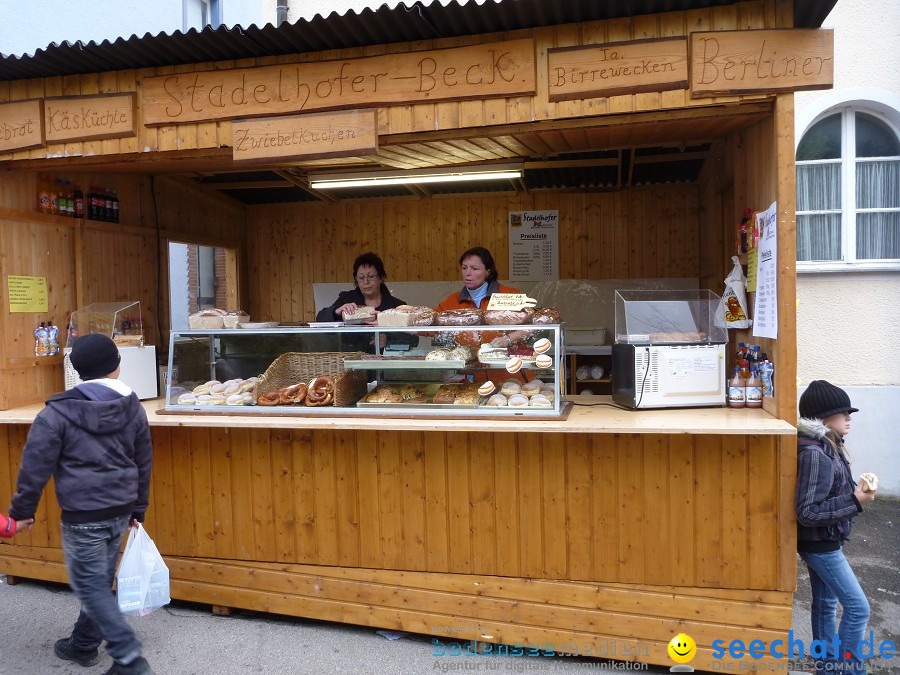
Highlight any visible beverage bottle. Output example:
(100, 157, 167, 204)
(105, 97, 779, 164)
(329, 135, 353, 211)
(737, 209, 752, 255)
(59, 181, 71, 216)
(727, 366, 746, 408)
(746, 367, 763, 408)
(37, 174, 51, 213)
(759, 354, 774, 397)
(47, 321, 59, 355)
(105, 189, 114, 222)
(736, 342, 745, 365)
(35, 322, 48, 356)
(111, 189, 119, 223)
(50, 179, 61, 216)
(750, 345, 761, 370)
(739, 359, 751, 381)
(74, 184, 84, 218)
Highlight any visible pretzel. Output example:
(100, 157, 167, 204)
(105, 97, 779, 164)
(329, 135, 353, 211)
(257, 391, 281, 406)
(278, 383, 308, 405)
(305, 375, 335, 406)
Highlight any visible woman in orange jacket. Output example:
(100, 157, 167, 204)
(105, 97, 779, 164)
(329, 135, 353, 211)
(435, 247, 520, 311)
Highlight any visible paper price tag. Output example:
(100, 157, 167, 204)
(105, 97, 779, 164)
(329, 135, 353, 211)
(485, 293, 537, 311)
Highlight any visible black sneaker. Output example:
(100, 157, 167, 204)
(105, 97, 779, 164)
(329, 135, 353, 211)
(102, 656, 153, 675)
(54, 638, 100, 667)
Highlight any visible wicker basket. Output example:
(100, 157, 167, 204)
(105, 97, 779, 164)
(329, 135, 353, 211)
(255, 352, 367, 408)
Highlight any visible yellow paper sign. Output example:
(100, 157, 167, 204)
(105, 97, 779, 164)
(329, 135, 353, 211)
(746, 249, 759, 292)
(485, 293, 537, 311)
(7, 275, 49, 312)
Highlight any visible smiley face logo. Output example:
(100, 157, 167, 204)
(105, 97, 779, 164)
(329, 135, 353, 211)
(667, 633, 697, 664)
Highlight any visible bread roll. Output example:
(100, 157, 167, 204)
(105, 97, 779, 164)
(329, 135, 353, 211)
(859, 472, 878, 492)
(485, 394, 508, 407)
(484, 309, 531, 325)
(508, 394, 528, 407)
(500, 381, 521, 396)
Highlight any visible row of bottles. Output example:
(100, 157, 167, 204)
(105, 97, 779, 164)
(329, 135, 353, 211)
(37, 174, 119, 222)
(34, 321, 60, 356)
(728, 342, 775, 408)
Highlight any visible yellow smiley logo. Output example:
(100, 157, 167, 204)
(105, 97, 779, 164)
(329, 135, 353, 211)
(667, 633, 697, 664)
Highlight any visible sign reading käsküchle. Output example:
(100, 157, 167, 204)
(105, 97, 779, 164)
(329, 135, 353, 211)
(548, 38, 688, 101)
(44, 93, 136, 144)
(690, 29, 833, 96)
(143, 39, 536, 126)
(0, 99, 44, 153)
(233, 109, 377, 164)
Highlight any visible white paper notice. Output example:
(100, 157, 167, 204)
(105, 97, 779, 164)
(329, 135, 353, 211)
(508, 210, 559, 281)
(752, 202, 778, 339)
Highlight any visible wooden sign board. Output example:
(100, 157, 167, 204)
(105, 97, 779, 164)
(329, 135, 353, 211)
(143, 39, 536, 126)
(690, 29, 833, 96)
(0, 99, 44, 153)
(233, 109, 377, 165)
(548, 38, 688, 101)
(44, 93, 137, 144)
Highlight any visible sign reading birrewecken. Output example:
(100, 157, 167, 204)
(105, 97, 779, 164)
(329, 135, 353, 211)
(0, 99, 44, 153)
(690, 29, 833, 96)
(142, 39, 536, 126)
(232, 109, 377, 164)
(548, 38, 688, 101)
(43, 93, 136, 144)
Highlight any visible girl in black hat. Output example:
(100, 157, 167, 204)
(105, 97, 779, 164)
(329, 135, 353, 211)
(796, 380, 877, 674)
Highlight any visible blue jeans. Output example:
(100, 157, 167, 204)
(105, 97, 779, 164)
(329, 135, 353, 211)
(800, 549, 870, 674)
(61, 515, 142, 664)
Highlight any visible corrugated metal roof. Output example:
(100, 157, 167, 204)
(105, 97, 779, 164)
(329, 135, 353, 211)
(0, 0, 837, 81)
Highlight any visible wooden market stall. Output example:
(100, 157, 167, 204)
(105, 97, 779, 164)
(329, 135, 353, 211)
(0, 0, 836, 669)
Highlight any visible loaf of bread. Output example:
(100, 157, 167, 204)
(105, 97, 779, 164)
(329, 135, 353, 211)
(436, 309, 483, 326)
(484, 309, 532, 325)
(531, 307, 561, 325)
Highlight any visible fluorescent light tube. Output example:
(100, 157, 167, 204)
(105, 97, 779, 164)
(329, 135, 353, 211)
(310, 169, 522, 189)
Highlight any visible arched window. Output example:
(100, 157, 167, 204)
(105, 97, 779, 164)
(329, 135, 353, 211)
(796, 108, 900, 263)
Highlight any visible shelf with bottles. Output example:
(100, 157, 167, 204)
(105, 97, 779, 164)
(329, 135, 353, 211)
(35, 174, 119, 223)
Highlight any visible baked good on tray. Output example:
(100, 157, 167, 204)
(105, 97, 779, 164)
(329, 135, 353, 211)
(435, 309, 483, 326)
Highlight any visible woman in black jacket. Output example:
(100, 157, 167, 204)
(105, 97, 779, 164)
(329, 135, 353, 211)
(796, 380, 876, 674)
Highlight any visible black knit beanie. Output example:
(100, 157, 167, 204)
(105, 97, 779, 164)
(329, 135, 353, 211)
(70, 334, 121, 380)
(798, 380, 858, 420)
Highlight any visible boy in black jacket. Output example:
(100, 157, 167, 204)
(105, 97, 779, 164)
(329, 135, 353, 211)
(9, 334, 153, 675)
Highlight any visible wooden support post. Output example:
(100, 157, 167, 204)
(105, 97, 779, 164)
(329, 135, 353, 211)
(211, 605, 232, 616)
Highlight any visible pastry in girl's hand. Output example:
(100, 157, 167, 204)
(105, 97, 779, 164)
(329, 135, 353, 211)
(859, 472, 878, 492)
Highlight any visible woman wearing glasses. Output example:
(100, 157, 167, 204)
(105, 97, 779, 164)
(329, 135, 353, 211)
(316, 252, 408, 322)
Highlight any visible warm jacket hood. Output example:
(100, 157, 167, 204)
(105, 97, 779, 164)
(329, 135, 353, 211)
(46, 389, 140, 436)
(797, 417, 829, 441)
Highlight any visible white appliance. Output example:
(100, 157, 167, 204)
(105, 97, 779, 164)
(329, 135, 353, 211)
(64, 345, 159, 400)
(612, 343, 726, 408)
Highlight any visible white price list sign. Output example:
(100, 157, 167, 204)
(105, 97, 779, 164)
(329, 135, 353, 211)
(752, 202, 778, 339)
(508, 210, 559, 281)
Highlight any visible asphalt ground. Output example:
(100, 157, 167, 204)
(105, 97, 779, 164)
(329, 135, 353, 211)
(1, 499, 897, 675)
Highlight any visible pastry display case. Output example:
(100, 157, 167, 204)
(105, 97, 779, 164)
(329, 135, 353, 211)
(162, 323, 568, 418)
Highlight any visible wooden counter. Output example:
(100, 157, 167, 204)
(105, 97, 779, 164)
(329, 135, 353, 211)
(0, 396, 796, 435)
(0, 396, 797, 670)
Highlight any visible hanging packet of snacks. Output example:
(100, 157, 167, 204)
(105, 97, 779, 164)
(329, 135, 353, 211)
(715, 256, 752, 329)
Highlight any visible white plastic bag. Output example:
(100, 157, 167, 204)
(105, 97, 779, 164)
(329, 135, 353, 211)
(117, 523, 170, 617)
(716, 256, 752, 329)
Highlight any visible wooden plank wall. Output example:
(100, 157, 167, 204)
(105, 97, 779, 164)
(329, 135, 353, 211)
(0, 1, 779, 164)
(247, 185, 700, 322)
(0, 171, 245, 408)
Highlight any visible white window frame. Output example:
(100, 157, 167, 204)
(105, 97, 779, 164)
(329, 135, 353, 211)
(183, 0, 222, 31)
(795, 90, 900, 273)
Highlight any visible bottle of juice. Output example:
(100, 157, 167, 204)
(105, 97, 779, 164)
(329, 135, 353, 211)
(35, 322, 48, 356)
(746, 367, 763, 408)
(759, 355, 774, 397)
(727, 366, 746, 408)
(47, 321, 59, 355)
(50, 179, 61, 216)
(37, 174, 51, 213)
(739, 359, 751, 381)
(74, 184, 85, 219)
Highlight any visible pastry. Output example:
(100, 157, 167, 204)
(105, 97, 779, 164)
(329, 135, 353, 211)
(239, 377, 258, 393)
(412, 310, 437, 326)
(485, 394, 508, 407)
(478, 344, 508, 362)
(454, 390, 480, 405)
(859, 472, 878, 492)
(225, 393, 246, 405)
(529, 395, 553, 408)
(531, 308, 561, 325)
(177, 393, 197, 405)
(449, 346, 474, 362)
(478, 381, 496, 396)
(533, 338, 552, 354)
(400, 385, 427, 402)
(521, 381, 542, 397)
(433, 384, 459, 405)
(425, 348, 453, 361)
(435, 309, 484, 326)
(483, 309, 532, 325)
(539, 389, 556, 401)
(207, 393, 227, 405)
(508, 394, 529, 407)
(367, 387, 402, 403)
(535, 354, 553, 369)
(500, 381, 521, 396)
(505, 356, 523, 374)
(305, 375, 335, 406)
(344, 306, 376, 321)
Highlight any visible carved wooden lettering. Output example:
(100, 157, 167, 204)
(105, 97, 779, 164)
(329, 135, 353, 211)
(0, 99, 44, 153)
(44, 93, 136, 143)
(142, 39, 535, 126)
(548, 38, 688, 101)
(232, 109, 377, 164)
(690, 29, 834, 96)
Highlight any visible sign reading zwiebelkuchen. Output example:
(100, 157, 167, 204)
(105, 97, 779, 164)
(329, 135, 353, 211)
(690, 29, 833, 96)
(142, 39, 536, 126)
(232, 109, 378, 164)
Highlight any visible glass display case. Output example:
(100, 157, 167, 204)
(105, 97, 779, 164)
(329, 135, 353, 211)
(611, 290, 727, 409)
(66, 301, 144, 347)
(162, 324, 568, 418)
